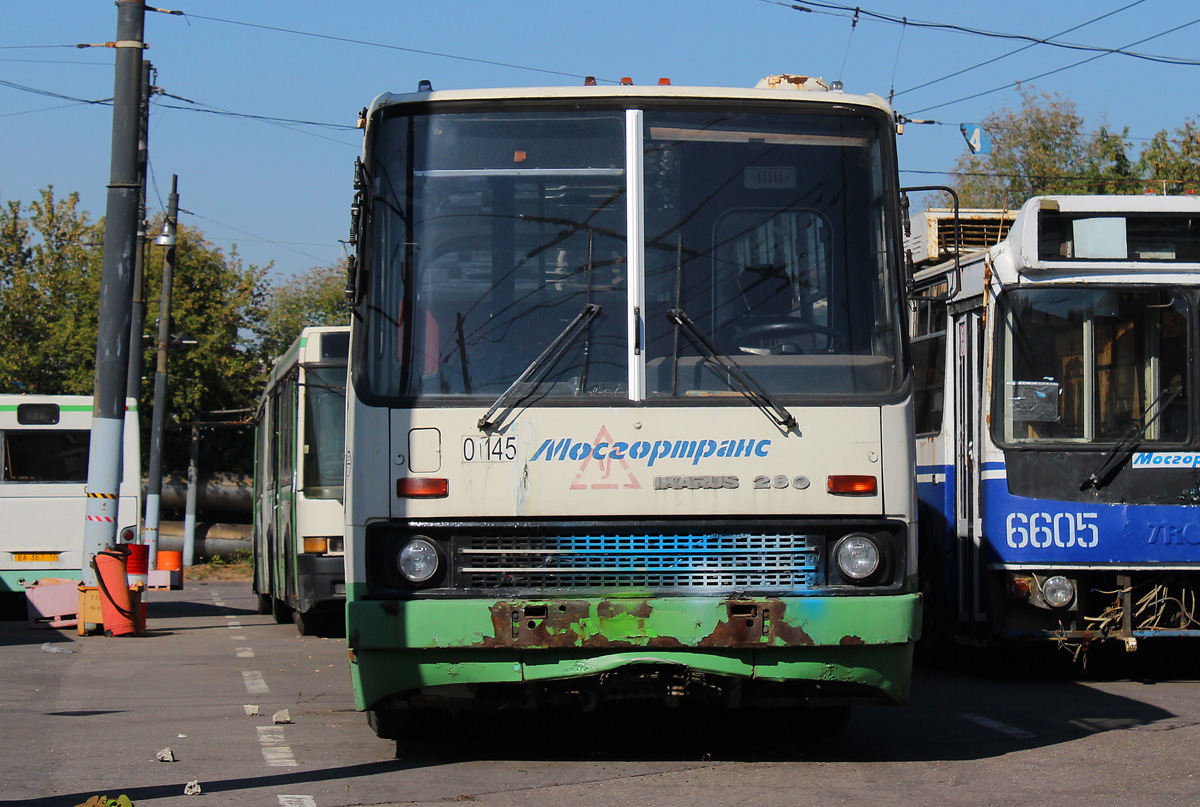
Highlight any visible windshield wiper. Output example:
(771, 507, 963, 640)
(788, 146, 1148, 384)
(477, 303, 602, 432)
(1080, 384, 1183, 490)
(666, 307, 798, 433)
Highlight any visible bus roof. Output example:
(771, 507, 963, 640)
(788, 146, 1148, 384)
(366, 79, 894, 120)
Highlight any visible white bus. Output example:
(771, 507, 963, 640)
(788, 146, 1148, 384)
(345, 76, 920, 737)
(252, 326, 349, 635)
(0, 395, 141, 594)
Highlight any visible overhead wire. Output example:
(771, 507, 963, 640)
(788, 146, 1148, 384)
(756, 0, 1200, 66)
(903, 15, 1200, 116)
(177, 13, 619, 85)
(892, 0, 1147, 100)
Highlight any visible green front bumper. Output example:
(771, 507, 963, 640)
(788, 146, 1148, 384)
(348, 593, 921, 709)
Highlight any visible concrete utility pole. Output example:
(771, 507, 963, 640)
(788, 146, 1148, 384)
(144, 175, 178, 572)
(82, 0, 147, 586)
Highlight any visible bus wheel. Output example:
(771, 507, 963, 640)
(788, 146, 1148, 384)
(256, 593, 272, 615)
(271, 597, 291, 625)
(367, 709, 406, 740)
(293, 608, 314, 636)
(805, 705, 852, 739)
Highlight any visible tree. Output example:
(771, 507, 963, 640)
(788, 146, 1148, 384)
(258, 261, 350, 360)
(138, 222, 270, 475)
(1137, 119, 1200, 195)
(0, 188, 103, 393)
(947, 87, 1136, 208)
(0, 187, 274, 475)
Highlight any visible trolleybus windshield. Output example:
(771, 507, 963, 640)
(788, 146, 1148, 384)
(994, 287, 1189, 445)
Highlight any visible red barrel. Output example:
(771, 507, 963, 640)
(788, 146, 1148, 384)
(125, 543, 149, 574)
(125, 543, 149, 586)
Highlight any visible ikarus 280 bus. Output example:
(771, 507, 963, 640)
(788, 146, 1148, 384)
(343, 75, 920, 737)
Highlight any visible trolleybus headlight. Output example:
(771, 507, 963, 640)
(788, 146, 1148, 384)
(834, 534, 881, 581)
(1042, 575, 1075, 608)
(397, 538, 439, 583)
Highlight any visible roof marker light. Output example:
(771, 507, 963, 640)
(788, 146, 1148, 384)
(658, 77, 671, 85)
(620, 77, 633, 85)
(584, 76, 597, 86)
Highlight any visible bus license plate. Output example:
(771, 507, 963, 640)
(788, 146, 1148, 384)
(13, 552, 60, 562)
(462, 434, 517, 462)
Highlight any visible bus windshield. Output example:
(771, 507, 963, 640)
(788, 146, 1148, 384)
(994, 287, 1190, 444)
(362, 103, 900, 402)
(302, 366, 347, 496)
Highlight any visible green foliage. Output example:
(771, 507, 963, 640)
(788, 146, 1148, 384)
(259, 261, 350, 360)
(948, 88, 1136, 208)
(0, 188, 103, 393)
(0, 188, 281, 476)
(1136, 119, 1200, 195)
(75, 796, 133, 807)
(136, 221, 270, 474)
(0, 188, 356, 478)
(946, 88, 1198, 209)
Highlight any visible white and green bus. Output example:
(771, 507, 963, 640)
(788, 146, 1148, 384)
(0, 395, 141, 596)
(344, 76, 920, 737)
(252, 326, 350, 635)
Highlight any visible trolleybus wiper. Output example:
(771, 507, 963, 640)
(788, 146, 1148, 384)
(1080, 384, 1182, 490)
(477, 303, 603, 432)
(665, 307, 798, 433)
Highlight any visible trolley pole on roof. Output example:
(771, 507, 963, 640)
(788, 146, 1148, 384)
(81, 0, 147, 587)
(144, 175, 179, 573)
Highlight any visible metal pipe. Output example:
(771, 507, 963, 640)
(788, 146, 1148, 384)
(183, 422, 198, 565)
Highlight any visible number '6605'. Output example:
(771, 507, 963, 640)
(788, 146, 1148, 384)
(1005, 512, 1099, 549)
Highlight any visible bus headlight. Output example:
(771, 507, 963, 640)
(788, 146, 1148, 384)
(1042, 575, 1075, 608)
(397, 538, 439, 583)
(834, 534, 881, 581)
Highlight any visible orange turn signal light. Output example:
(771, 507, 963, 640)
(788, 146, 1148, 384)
(827, 475, 877, 495)
(397, 477, 449, 498)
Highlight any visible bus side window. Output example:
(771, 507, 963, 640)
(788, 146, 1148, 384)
(912, 290, 947, 435)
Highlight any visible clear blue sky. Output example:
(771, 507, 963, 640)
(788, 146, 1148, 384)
(2, 1, 1196, 282)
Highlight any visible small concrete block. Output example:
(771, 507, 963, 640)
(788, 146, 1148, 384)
(156, 747, 176, 762)
(244, 704, 260, 716)
(272, 708, 292, 724)
(183, 780, 202, 796)
(24, 579, 80, 629)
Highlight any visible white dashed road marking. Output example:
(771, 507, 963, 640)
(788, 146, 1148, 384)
(257, 725, 298, 767)
(278, 796, 317, 807)
(242, 670, 270, 695)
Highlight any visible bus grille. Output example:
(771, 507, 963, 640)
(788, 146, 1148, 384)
(456, 533, 818, 591)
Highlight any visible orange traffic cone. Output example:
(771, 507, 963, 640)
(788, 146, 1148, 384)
(94, 548, 137, 636)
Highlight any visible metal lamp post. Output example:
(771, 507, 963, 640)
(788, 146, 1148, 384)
(143, 175, 178, 572)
